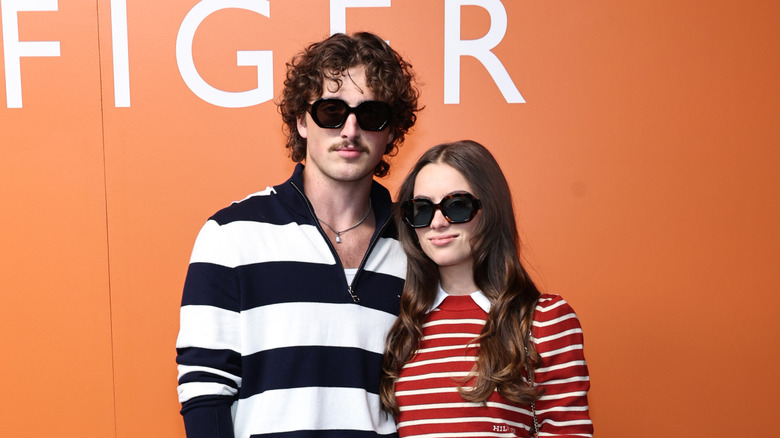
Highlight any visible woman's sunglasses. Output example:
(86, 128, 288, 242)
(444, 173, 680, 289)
(401, 193, 482, 228)
(308, 98, 392, 131)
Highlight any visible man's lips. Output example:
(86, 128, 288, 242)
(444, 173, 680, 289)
(335, 147, 364, 157)
(331, 141, 368, 158)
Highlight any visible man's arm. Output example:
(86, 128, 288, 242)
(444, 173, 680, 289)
(176, 220, 243, 438)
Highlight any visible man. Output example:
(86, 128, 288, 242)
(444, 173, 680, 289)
(176, 32, 420, 438)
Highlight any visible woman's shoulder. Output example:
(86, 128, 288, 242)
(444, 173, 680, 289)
(534, 293, 581, 322)
(532, 293, 586, 344)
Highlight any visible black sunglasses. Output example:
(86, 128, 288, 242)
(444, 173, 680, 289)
(308, 98, 392, 131)
(401, 193, 482, 228)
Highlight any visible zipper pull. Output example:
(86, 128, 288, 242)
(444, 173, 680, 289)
(348, 286, 360, 303)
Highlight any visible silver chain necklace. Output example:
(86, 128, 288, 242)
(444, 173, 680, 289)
(317, 199, 372, 243)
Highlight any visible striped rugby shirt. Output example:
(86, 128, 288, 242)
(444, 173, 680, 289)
(395, 288, 593, 437)
(176, 164, 406, 438)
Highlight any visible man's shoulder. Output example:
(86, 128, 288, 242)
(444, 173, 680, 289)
(208, 182, 302, 226)
(229, 185, 282, 207)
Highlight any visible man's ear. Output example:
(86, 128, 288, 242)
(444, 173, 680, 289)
(296, 114, 308, 139)
(384, 130, 396, 153)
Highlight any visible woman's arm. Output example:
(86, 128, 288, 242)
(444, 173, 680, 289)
(531, 294, 593, 437)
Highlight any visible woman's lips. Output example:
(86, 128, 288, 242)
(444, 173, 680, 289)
(429, 234, 457, 246)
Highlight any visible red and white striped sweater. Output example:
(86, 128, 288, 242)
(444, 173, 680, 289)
(395, 290, 593, 437)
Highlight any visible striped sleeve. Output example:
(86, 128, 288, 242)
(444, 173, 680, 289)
(176, 219, 243, 429)
(531, 294, 593, 437)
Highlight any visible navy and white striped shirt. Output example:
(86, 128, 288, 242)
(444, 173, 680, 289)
(176, 164, 405, 438)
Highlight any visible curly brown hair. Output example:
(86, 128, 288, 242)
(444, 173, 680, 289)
(278, 32, 420, 177)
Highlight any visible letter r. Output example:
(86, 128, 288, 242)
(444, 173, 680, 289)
(443, 0, 525, 104)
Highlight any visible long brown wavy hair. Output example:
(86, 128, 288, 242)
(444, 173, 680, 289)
(381, 140, 543, 416)
(278, 32, 420, 177)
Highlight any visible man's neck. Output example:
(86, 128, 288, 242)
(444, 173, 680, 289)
(302, 172, 374, 229)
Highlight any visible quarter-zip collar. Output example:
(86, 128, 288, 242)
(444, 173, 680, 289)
(282, 163, 397, 303)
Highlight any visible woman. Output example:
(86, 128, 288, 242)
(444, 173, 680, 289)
(381, 140, 593, 437)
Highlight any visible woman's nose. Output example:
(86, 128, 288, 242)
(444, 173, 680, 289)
(429, 208, 449, 230)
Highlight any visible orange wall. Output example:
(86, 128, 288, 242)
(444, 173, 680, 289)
(1, 1, 779, 436)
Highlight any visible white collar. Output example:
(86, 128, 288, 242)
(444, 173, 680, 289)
(428, 283, 492, 313)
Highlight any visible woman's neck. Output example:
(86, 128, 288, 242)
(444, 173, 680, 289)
(439, 265, 477, 296)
